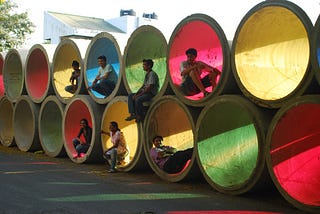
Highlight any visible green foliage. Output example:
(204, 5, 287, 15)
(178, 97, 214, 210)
(0, 0, 34, 52)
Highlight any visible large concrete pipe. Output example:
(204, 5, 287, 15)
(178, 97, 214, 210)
(84, 32, 125, 104)
(63, 95, 104, 163)
(0, 96, 15, 147)
(266, 95, 320, 213)
(25, 44, 56, 103)
(144, 95, 201, 182)
(123, 25, 168, 98)
(101, 96, 149, 171)
(231, 0, 317, 109)
(38, 96, 66, 157)
(0, 52, 5, 97)
(52, 39, 90, 104)
(196, 95, 275, 195)
(13, 95, 41, 152)
(3, 49, 28, 103)
(168, 13, 236, 107)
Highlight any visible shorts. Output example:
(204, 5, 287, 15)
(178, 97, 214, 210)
(180, 74, 211, 96)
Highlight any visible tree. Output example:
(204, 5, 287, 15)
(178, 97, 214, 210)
(0, 0, 34, 52)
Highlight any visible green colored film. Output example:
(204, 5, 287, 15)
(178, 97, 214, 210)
(198, 124, 258, 187)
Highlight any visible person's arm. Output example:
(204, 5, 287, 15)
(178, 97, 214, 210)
(75, 128, 83, 142)
(82, 127, 92, 145)
(101, 130, 110, 136)
(181, 63, 199, 76)
(198, 61, 221, 75)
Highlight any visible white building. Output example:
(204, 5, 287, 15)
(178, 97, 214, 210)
(43, 9, 158, 44)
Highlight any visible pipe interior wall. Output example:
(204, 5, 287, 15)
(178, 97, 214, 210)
(232, 1, 313, 108)
(25, 44, 56, 103)
(196, 95, 271, 195)
(3, 49, 28, 103)
(123, 25, 167, 98)
(84, 32, 122, 104)
(13, 95, 41, 152)
(101, 96, 146, 171)
(266, 95, 320, 210)
(38, 95, 65, 157)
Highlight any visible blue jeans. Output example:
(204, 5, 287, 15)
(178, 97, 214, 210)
(65, 85, 77, 94)
(128, 93, 153, 118)
(106, 148, 117, 170)
(92, 79, 115, 97)
(72, 138, 89, 155)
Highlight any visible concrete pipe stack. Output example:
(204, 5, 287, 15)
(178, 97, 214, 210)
(0, 0, 319, 213)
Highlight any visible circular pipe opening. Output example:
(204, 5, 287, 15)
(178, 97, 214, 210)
(232, 1, 313, 108)
(13, 96, 41, 152)
(39, 96, 65, 157)
(26, 47, 49, 102)
(85, 33, 122, 103)
(101, 96, 145, 171)
(3, 49, 27, 102)
(266, 95, 320, 210)
(52, 39, 89, 104)
(196, 95, 269, 194)
(168, 14, 228, 105)
(25, 44, 56, 103)
(0, 97, 15, 147)
(123, 25, 167, 97)
(64, 99, 92, 159)
(63, 95, 104, 163)
(144, 96, 197, 182)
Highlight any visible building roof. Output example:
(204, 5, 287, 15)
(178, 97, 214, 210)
(47, 11, 125, 33)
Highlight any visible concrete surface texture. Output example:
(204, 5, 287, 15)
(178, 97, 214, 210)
(0, 145, 306, 214)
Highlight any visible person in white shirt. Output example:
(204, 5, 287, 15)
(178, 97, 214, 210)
(87, 55, 118, 98)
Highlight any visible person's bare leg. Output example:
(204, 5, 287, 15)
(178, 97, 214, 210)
(209, 68, 221, 91)
(189, 70, 207, 94)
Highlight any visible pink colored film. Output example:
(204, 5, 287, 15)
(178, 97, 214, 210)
(26, 49, 49, 99)
(270, 103, 320, 206)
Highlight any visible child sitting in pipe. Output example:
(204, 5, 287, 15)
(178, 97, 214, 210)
(65, 60, 81, 94)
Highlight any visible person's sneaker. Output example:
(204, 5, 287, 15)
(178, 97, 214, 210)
(107, 169, 116, 173)
(203, 91, 210, 97)
(125, 114, 136, 121)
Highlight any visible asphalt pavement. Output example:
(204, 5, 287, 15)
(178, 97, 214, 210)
(0, 145, 307, 214)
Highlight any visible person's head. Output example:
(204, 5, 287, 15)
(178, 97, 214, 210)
(109, 121, 120, 132)
(98, 55, 107, 67)
(185, 48, 197, 63)
(142, 59, 154, 71)
(72, 60, 80, 69)
(80, 118, 89, 128)
(152, 135, 163, 148)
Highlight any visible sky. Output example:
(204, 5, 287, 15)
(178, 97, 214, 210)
(12, 0, 320, 47)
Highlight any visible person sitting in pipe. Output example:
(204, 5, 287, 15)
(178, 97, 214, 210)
(65, 60, 81, 94)
(101, 121, 129, 173)
(72, 118, 92, 158)
(125, 59, 159, 123)
(150, 135, 193, 174)
(87, 55, 118, 98)
(180, 48, 221, 97)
